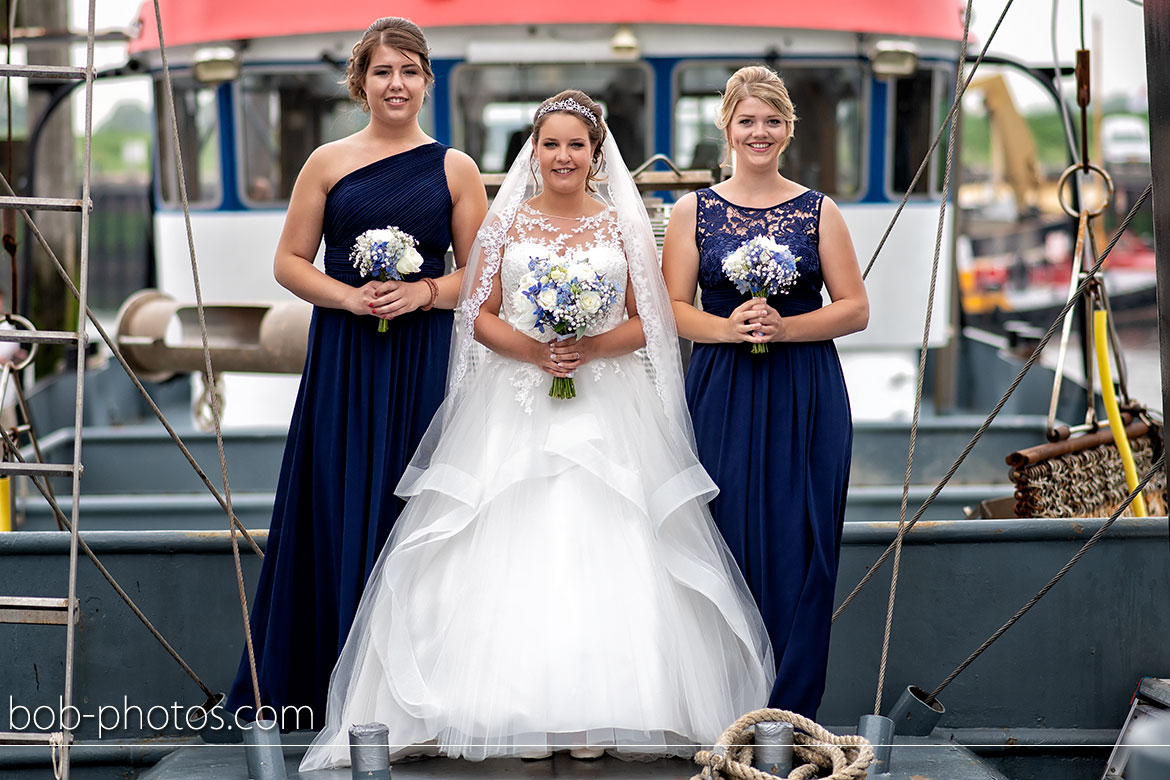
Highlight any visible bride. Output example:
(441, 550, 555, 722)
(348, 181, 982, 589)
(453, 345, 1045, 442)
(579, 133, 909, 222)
(300, 90, 773, 768)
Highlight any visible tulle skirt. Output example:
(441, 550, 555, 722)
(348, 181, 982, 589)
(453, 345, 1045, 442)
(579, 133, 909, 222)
(300, 354, 774, 768)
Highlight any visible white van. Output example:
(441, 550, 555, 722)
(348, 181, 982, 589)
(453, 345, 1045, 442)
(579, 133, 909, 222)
(1101, 115, 1151, 166)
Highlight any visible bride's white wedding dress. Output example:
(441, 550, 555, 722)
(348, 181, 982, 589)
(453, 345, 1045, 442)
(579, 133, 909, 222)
(300, 205, 773, 769)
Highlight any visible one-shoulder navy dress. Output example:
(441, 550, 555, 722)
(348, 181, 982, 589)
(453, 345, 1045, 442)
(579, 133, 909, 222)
(685, 188, 852, 719)
(226, 142, 454, 724)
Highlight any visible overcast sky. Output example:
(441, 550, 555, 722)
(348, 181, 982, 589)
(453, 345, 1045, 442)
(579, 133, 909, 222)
(70, 0, 1152, 124)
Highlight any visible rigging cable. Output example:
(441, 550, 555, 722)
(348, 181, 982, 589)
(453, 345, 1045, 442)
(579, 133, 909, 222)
(926, 453, 1163, 704)
(150, 0, 263, 712)
(833, 181, 1153, 622)
(861, 0, 1018, 280)
(873, 0, 973, 718)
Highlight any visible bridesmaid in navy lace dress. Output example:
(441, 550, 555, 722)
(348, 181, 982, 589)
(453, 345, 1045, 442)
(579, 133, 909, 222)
(663, 66, 868, 718)
(225, 17, 487, 725)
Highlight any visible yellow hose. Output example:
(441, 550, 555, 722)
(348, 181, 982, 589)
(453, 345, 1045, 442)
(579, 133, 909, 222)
(1093, 309, 1147, 517)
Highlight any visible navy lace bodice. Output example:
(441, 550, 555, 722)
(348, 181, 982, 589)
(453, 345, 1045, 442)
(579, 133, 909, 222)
(695, 188, 826, 317)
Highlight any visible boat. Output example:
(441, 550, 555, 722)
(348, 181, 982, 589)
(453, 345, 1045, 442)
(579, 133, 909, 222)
(1, 0, 1167, 778)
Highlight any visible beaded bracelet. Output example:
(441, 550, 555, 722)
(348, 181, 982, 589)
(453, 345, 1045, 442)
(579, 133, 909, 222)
(420, 277, 439, 311)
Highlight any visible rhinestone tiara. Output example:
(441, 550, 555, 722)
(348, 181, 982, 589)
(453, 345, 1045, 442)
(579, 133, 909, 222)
(535, 97, 598, 127)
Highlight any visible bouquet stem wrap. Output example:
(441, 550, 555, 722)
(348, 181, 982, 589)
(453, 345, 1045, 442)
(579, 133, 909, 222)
(549, 332, 577, 399)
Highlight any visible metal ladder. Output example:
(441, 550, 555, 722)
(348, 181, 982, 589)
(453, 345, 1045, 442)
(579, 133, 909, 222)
(1102, 678, 1170, 779)
(0, 2, 97, 777)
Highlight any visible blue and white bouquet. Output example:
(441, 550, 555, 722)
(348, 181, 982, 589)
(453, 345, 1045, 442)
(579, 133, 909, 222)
(350, 226, 425, 332)
(514, 253, 622, 399)
(721, 235, 801, 354)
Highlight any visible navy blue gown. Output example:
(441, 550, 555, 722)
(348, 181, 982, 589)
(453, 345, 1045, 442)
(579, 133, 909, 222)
(685, 188, 852, 718)
(226, 142, 454, 724)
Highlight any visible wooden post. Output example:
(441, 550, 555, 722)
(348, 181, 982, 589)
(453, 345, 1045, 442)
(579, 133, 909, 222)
(20, 0, 75, 373)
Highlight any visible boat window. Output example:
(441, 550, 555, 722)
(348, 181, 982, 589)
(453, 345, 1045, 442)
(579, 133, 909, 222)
(154, 79, 221, 206)
(673, 62, 864, 198)
(891, 68, 949, 195)
(451, 63, 651, 173)
(237, 71, 377, 205)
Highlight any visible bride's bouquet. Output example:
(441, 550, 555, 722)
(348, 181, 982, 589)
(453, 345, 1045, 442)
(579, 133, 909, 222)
(351, 226, 425, 332)
(722, 234, 801, 354)
(516, 253, 622, 399)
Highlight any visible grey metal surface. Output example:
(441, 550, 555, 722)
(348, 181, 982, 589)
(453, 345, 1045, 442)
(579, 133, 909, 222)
(1144, 0, 1170, 514)
(10, 415, 1047, 531)
(886, 685, 944, 737)
(1, 518, 1165, 746)
(129, 736, 1007, 780)
(822, 516, 1170, 731)
(857, 714, 893, 773)
(3, 408, 1051, 533)
(15, 492, 275, 532)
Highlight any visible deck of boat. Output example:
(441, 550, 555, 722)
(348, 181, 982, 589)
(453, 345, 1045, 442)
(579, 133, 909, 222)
(137, 733, 1009, 780)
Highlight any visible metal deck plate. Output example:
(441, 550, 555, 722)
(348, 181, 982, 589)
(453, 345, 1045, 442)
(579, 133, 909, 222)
(137, 735, 1009, 780)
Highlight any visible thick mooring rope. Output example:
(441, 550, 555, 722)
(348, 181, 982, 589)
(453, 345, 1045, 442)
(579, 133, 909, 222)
(692, 710, 873, 780)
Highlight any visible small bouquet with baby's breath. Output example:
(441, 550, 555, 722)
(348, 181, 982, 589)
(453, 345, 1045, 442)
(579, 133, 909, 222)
(351, 226, 425, 332)
(722, 235, 801, 354)
(513, 252, 622, 399)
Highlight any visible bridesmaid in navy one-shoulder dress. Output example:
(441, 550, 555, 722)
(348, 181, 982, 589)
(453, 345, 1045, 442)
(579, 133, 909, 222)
(225, 18, 486, 724)
(663, 66, 868, 719)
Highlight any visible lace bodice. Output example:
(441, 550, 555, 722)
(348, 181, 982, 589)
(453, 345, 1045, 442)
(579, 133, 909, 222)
(499, 203, 628, 339)
(695, 188, 826, 318)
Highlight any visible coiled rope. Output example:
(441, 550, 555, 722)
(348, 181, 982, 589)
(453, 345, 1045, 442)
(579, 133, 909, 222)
(692, 710, 873, 780)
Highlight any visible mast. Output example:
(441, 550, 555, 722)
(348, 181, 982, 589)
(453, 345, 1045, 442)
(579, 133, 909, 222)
(1144, 0, 1170, 492)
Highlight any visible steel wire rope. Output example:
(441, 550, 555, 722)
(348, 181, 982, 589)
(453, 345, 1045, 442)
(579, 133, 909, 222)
(926, 453, 1164, 703)
(150, 0, 262, 712)
(0, 421, 216, 700)
(860, 0, 1018, 281)
(0, 169, 262, 556)
(872, 0, 973, 718)
(0, 15, 258, 714)
(832, 181, 1153, 622)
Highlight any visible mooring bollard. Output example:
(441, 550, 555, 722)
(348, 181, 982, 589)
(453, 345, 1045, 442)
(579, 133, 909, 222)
(349, 722, 392, 780)
(885, 685, 945, 737)
(857, 714, 895, 775)
(752, 720, 794, 777)
(241, 719, 286, 780)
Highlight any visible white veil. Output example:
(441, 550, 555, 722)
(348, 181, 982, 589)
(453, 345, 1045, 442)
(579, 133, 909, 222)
(410, 123, 696, 472)
(301, 117, 775, 771)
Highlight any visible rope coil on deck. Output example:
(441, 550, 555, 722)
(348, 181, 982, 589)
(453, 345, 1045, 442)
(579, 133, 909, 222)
(692, 710, 873, 780)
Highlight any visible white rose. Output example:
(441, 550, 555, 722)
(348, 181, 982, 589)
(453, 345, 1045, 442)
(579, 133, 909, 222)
(537, 288, 559, 310)
(519, 272, 537, 291)
(512, 291, 538, 329)
(578, 290, 602, 315)
(548, 266, 568, 282)
(396, 246, 424, 275)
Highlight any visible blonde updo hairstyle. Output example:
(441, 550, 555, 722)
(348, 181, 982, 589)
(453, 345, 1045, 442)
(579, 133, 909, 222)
(715, 65, 797, 165)
(345, 17, 433, 112)
(532, 90, 609, 191)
